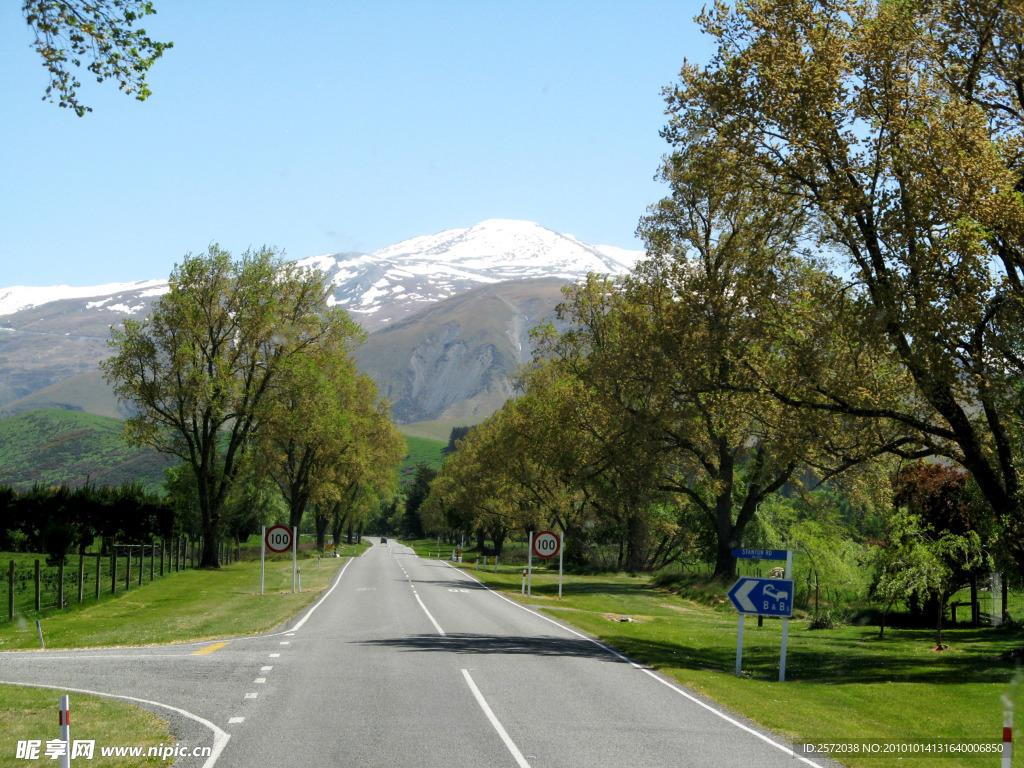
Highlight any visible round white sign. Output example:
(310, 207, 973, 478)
(265, 525, 293, 553)
(532, 530, 561, 559)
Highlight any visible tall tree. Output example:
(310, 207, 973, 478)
(663, 0, 1024, 570)
(102, 245, 336, 567)
(255, 309, 384, 530)
(23, 0, 172, 115)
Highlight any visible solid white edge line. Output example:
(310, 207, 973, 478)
(441, 561, 827, 768)
(288, 555, 354, 633)
(0, 680, 229, 768)
(415, 593, 446, 636)
(461, 669, 531, 768)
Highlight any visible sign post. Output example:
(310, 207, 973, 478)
(729, 548, 793, 679)
(292, 526, 298, 593)
(780, 549, 793, 681)
(527, 532, 534, 597)
(530, 531, 562, 599)
(58, 695, 70, 768)
(262, 525, 294, 596)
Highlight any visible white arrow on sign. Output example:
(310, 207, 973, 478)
(733, 579, 758, 612)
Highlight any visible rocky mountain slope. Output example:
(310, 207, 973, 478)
(0, 220, 643, 424)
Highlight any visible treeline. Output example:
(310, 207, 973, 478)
(0, 483, 172, 565)
(415, 0, 1024, 631)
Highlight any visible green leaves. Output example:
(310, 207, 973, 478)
(23, 0, 172, 115)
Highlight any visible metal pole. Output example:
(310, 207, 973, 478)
(735, 613, 744, 677)
(260, 526, 266, 596)
(558, 532, 564, 600)
(780, 549, 793, 682)
(527, 532, 534, 597)
(292, 526, 298, 594)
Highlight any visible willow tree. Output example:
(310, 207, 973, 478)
(665, 0, 1024, 570)
(102, 245, 337, 567)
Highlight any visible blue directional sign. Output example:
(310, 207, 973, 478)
(731, 548, 789, 561)
(728, 577, 794, 617)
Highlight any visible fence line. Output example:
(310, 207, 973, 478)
(3, 538, 240, 623)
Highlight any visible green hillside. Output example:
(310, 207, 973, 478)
(0, 409, 173, 492)
(0, 408, 449, 493)
(398, 434, 446, 484)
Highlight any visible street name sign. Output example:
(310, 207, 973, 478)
(731, 548, 788, 561)
(728, 577, 794, 617)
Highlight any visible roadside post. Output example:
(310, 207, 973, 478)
(1003, 706, 1013, 768)
(292, 526, 298, 593)
(527, 532, 534, 597)
(530, 531, 562, 598)
(728, 548, 793, 680)
(58, 695, 70, 768)
(262, 525, 294, 595)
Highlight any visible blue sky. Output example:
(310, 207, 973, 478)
(0, 1, 713, 287)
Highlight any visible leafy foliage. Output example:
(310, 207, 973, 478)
(102, 245, 348, 567)
(663, 0, 1024, 570)
(23, 0, 172, 115)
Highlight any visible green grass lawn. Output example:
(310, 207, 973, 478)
(0, 555, 348, 650)
(442, 556, 1024, 768)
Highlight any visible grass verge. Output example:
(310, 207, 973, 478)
(447, 557, 1024, 768)
(0, 685, 174, 768)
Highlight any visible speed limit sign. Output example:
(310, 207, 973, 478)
(265, 525, 293, 553)
(532, 530, 561, 559)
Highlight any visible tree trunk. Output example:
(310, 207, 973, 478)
(970, 573, 979, 627)
(314, 508, 329, 552)
(713, 534, 738, 580)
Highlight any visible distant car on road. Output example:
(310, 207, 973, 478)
(380, 537, 388, 544)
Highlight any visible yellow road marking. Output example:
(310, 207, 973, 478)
(192, 641, 230, 655)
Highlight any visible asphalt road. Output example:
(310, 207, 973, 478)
(0, 540, 838, 767)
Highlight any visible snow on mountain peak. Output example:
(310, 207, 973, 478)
(0, 221, 644, 328)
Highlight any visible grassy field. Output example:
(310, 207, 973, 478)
(429, 548, 1024, 768)
(397, 435, 446, 483)
(0, 552, 351, 650)
(0, 409, 171, 492)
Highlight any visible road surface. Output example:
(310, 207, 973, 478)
(0, 540, 837, 767)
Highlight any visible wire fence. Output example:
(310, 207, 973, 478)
(2, 538, 238, 623)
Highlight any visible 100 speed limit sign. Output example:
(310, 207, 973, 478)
(532, 530, 561, 559)
(265, 525, 293, 553)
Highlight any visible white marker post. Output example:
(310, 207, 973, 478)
(292, 526, 298, 594)
(780, 550, 793, 682)
(1003, 706, 1013, 768)
(260, 526, 266, 596)
(58, 695, 70, 768)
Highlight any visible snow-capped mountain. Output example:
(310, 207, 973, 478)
(0, 220, 645, 421)
(0, 220, 643, 331)
(301, 219, 642, 329)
